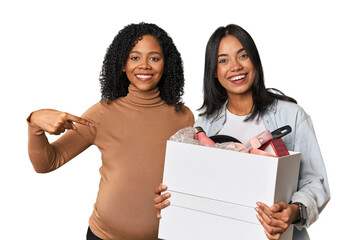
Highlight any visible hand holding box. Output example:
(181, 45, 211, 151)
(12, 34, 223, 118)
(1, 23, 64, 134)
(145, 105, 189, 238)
(159, 141, 301, 240)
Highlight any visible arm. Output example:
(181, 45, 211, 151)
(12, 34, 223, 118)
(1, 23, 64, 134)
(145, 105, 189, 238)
(28, 107, 98, 173)
(291, 114, 330, 228)
(255, 111, 330, 239)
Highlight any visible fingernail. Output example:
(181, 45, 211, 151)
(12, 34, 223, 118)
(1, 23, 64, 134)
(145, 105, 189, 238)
(165, 193, 171, 197)
(270, 205, 276, 211)
(255, 207, 259, 212)
(256, 202, 261, 206)
(164, 200, 170, 205)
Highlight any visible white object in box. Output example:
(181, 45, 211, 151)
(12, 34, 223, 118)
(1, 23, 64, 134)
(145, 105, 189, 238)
(158, 140, 301, 240)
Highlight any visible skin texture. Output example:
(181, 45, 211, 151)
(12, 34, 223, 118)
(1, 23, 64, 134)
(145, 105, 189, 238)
(154, 184, 171, 219)
(154, 35, 301, 240)
(99, 23, 186, 111)
(255, 202, 300, 239)
(216, 35, 255, 116)
(29, 109, 93, 135)
(123, 35, 164, 92)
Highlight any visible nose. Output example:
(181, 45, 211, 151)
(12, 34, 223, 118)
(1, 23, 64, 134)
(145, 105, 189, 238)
(138, 58, 151, 69)
(229, 59, 242, 72)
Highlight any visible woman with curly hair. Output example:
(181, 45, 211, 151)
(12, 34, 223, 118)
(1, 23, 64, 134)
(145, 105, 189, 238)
(27, 22, 194, 240)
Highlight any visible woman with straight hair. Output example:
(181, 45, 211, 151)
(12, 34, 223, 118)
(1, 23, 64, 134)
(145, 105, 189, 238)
(155, 24, 330, 240)
(27, 22, 194, 240)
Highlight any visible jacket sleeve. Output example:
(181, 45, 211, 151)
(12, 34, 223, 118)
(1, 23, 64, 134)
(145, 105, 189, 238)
(291, 112, 330, 229)
(27, 102, 101, 173)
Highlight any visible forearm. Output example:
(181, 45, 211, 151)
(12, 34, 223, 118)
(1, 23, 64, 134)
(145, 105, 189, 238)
(291, 186, 330, 229)
(27, 104, 100, 173)
(27, 120, 59, 173)
(27, 118, 92, 173)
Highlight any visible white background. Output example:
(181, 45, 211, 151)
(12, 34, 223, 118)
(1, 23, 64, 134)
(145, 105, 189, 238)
(1, 0, 348, 239)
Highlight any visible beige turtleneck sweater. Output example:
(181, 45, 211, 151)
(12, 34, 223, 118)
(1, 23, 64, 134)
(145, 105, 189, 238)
(28, 85, 194, 240)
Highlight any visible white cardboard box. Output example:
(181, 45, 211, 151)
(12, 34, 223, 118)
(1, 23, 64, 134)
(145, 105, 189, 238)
(158, 141, 301, 240)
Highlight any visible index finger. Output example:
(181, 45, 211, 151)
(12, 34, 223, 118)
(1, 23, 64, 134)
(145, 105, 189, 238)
(65, 113, 94, 127)
(256, 202, 273, 216)
(257, 202, 288, 221)
(155, 184, 168, 194)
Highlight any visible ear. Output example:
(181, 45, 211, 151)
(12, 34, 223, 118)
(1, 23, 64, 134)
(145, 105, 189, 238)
(122, 65, 126, 72)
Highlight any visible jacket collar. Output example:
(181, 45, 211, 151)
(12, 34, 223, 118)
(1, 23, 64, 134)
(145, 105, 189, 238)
(213, 99, 278, 121)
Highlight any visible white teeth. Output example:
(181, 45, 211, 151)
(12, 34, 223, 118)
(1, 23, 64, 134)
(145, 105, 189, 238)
(136, 74, 152, 79)
(230, 75, 246, 81)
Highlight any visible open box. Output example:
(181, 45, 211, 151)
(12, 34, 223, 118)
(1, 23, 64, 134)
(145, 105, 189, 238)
(158, 140, 301, 240)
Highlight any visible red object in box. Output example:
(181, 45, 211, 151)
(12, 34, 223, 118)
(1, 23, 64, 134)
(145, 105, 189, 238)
(261, 138, 290, 157)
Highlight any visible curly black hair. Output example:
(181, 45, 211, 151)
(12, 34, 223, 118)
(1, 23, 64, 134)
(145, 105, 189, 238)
(99, 22, 185, 111)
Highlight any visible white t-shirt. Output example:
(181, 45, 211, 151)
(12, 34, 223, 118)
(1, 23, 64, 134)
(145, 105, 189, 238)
(218, 108, 266, 143)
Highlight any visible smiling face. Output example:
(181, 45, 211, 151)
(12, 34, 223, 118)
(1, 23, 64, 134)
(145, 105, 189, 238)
(216, 35, 256, 98)
(123, 35, 164, 91)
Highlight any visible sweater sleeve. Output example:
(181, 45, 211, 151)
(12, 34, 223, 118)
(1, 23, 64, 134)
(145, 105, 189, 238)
(27, 102, 102, 173)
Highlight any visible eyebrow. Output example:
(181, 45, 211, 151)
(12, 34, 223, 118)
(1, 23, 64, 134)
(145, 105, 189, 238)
(130, 51, 162, 55)
(217, 48, 245, 58)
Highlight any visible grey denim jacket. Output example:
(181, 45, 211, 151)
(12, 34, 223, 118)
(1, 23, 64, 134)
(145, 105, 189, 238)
(194, 99, 330, 240)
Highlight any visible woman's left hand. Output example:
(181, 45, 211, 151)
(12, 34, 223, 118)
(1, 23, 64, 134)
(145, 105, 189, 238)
(255, 201, 299, 240)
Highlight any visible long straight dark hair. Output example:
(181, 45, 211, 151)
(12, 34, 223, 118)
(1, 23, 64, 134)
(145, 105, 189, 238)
(199, 24, 296, 120)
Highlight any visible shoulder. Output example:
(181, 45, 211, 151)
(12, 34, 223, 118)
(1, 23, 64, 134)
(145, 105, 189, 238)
(194, 113, 217, 131)
(175, 105, 195, 125)
(81, 101, 106, 123)
(195, 103, 225, 128)
(180, 105, 193, 114)
(273, 100, 310, 124)
(265, 100, 315, 140)
(195, 114, 208, 127)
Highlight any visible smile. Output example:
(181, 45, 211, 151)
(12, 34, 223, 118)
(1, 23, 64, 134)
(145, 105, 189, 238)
(228, 74, 247, 82)
(136, 74, 154, 80)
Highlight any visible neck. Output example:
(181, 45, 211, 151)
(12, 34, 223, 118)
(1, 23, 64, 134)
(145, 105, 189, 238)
(124, 84, 164, 108)
(226, 92, 253, 116)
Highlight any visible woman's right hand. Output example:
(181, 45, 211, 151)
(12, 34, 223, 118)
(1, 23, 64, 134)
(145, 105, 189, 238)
(154, 184, 171, 219)
(29, 109, 94, 135)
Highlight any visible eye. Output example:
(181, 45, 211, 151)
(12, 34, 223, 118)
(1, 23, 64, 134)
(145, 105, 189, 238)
(218, 58, 228, 64)
(239, 53, 249, 59)
(150, 57, 161, 62)
(130, 56, 140, 61)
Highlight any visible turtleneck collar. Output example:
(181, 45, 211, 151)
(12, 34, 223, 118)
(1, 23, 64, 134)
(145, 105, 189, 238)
(123, 84, 164, 108)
